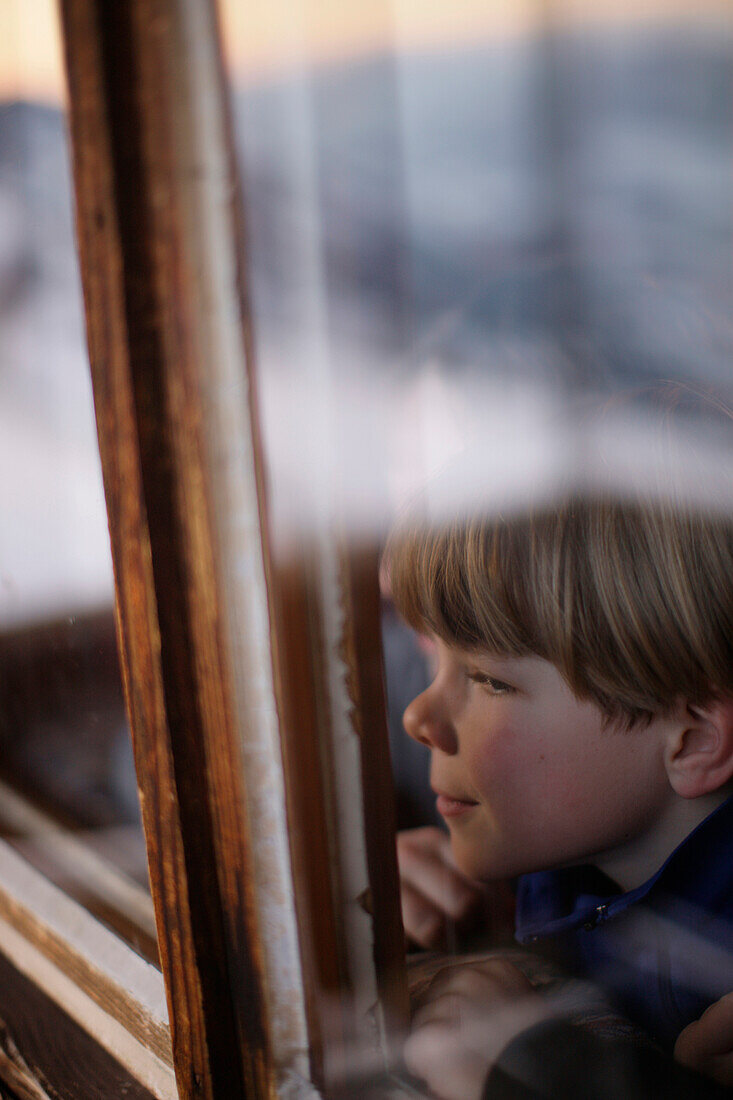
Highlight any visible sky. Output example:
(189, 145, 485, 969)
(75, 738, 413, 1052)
(0, 0, 65, 104)
(0, 0, 730, 104)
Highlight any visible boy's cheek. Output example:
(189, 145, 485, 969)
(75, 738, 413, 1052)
(455, 739, 583, 879)
(469, 724, 545, 804)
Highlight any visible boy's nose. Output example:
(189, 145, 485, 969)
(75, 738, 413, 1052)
(403, 688, 458, 755)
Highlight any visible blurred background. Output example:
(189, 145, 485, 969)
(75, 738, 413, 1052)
(224, 0, 733, 827)
(0, 0, 732, 914)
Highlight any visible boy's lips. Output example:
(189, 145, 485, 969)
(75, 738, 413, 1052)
(433, 788, 479, 818)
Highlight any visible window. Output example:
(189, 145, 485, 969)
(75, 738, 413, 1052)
(1, 0, 731, 1096)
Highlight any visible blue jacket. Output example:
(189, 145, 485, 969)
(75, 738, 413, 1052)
(514, 796, 733, 1048)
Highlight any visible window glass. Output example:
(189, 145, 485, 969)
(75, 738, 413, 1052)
(0, 0, 156, 965)
(221, 0, 733, 816)
(220, 0, 733, 1088)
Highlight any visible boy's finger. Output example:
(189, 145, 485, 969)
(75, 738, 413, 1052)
(470, 957, 535, 994)
(675, 1036, 733, 1087)
(691, 992, 733, 1052)
(399, 850, 484, 922)
(412, 959, 530, 1015)
(411, 991, 467, 1032)
(675, 992, 733, 1084)
(401, 881, 446, 949)
(403, 1021, 463, 1100)
(397, 826, 456, 863)
(404, 1025, 489, 1100)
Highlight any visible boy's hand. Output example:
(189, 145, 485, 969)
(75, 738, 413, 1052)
(398, 827, 497, 949)
(403, 957, 547, 1100)
(674, 992, 733, 1086)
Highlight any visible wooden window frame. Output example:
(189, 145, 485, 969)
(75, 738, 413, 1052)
(0, 0, 414, 1097)
(0, 825, 174, 1097)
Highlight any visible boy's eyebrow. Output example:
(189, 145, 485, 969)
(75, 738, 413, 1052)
(459, 650, 522, 669)
(460, 651, 547, 681)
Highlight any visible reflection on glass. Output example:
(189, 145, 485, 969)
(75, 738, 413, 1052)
(222, 0, 733, 524)
(0, 1, 156, 964)
(221, 0, 733, 1089)
(221, 0, 733, 800)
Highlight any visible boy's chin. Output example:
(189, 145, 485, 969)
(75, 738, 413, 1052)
(448, 833, 524, 883)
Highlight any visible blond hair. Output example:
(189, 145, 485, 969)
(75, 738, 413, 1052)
(388, 498, 733, 727)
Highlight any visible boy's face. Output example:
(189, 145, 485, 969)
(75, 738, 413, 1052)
(403, 637, 675, 881)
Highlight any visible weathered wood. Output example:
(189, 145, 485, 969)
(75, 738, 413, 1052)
(0, 780, 158, 964)
(0, 916, 174, 1098)
(59, 1, 279, 1095)
(266, 559, 345, 1090)
(60, 0, 410, 1095)
(0, 840, 171, 1074)
(337, 549, 410, 1049)
(268, 540, 409, 1090)
(0, 948, 162, 1100)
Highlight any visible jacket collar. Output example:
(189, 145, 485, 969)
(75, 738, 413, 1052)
(515, 795, 733, 943)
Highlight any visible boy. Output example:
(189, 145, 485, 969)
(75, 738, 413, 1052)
(388, 497, 733, 1098)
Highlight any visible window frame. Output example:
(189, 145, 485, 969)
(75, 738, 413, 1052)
(49, 0, 409, 1096)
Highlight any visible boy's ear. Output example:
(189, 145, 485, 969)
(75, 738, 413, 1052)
(665, 696, 733, 799)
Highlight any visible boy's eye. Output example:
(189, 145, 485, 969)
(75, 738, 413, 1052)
(465, 670, 513, 694)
